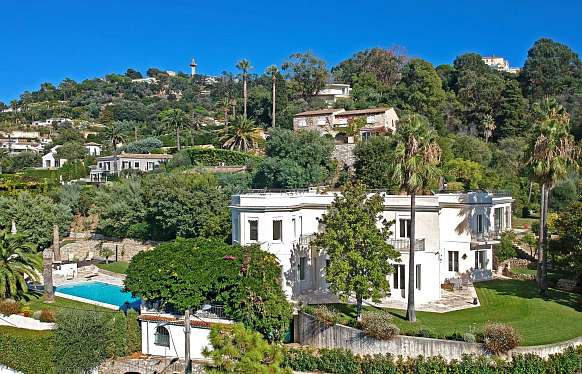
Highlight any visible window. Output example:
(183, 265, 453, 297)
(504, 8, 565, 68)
(134, 161, 140, 168)
(448, 251, 459, 272)
(122, 161, 130, 169)
(249, 220, 258, 241)
(494, 207, 503, 231)
(415, 264, 421, 290)
(476, 214, 484, 234)
(273, 220, 282, 241)
(399, 219, 411, 238)
(147, 162, 154, 170)
(393, 264, 405, 290)
(475, 250, 487, 269)
(292, 218, 296, 239)
(154, 326, 170, 347)
(299, 257, 307, 281)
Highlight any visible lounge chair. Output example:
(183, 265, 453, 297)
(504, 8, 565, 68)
(66, 269, 75, 280)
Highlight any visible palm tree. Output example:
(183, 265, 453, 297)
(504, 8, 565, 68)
(0, 231, 41, 300)
(221, 115, 263, 152)
(104, 121, 127, 174)
(389, 114, 441, 322)
(528, 98, 578, 295)
(265, 65, 279, 128)
(159, 108, 188, 151)
(482, 114, 496, 143)
(189, 111, 204, 146)
(236, 59, 253, 118)
(220, 97, 230, 127)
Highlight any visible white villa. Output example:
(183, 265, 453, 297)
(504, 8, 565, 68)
(230, 189, 513, 305)
(316, 83, 352, 104)
(42, 143, 102, 169)
(293, 107, 399, 143)
(89, 153, 172, 182)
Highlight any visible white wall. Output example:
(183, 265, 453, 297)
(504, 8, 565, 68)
(141, 321, 211, 360)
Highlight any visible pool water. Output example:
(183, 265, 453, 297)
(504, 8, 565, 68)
(56, 281, 140, 309)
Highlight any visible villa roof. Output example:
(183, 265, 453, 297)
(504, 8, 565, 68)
(336, 107, 392, 116)
(84, 142, 102, 146)
(96, 153, 173, 161)
(294, 108, 345, 117)
(138, 314, 212, 328)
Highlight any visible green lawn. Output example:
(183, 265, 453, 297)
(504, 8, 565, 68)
(327, 279, 582, 346)
(97, 261, 129, 274)
(512, 215, 539, 230)
(511, 267, 537, 276)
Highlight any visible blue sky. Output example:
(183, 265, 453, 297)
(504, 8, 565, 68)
(1, 0, 581, 103)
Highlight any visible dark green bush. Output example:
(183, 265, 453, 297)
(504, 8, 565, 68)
(282, 347, 582, 373)
(186, 147, 263, 167)
(0, 327, 55, 374)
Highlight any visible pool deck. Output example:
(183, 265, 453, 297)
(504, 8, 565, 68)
(53, 266, 129, 310)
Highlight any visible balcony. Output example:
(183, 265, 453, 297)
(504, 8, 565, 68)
(387, 238, 425, 252)
(471, 230, 501, 244)
(298, 234, 317, 246)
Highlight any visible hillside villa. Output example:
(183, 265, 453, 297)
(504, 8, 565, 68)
(230, 188, 513, 306)
(41, 143, 102, 169)
(293, 107, 398, 144)
(88, 153, 172, 182)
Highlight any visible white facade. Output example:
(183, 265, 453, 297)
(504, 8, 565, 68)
(230, 189, 512, 305)
(89, 153, 172, 182)
(41, 143, 102, 169)
(140, 307, 232, 361)
(316, 83, 352, 104)
(482, 56, 520, 74)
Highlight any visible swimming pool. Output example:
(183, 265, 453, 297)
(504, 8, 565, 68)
(56, 281, 141, 310)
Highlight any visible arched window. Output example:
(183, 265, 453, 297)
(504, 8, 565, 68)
(154, 326, 170, 347)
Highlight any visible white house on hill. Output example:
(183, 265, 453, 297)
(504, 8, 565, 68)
(41, 143, 102, 169)
(230, 189, 512, 304)
(89, 153, 172, 182)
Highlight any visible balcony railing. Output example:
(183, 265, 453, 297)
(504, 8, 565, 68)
(471, 230, 501, 243)
(299, 234, 317, 246)
(387, 238, 425, 252)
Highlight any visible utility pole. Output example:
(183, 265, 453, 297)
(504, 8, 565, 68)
(272, 74, 276, 128)
(184, 309, 192, 374)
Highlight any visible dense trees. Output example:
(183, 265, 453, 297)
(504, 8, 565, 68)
(252, 128, 335, 189)
(126, 238, 292, 341)
(91, 173, 231, 241)
(282, 52, 329, 101)
(0, 231, 41, 299)
(312, 182, 399, 320)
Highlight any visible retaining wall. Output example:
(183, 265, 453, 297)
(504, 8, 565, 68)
(297, 312, 582, 360)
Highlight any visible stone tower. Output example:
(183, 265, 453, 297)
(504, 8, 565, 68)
(189, 58, 197, 77)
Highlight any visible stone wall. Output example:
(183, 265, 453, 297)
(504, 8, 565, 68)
(61, 238, 156, 262)
(333, 144, 356, 167)
(296, 312, 582, 360)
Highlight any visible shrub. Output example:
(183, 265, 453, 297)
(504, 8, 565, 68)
(415, 327, 435, 338)
(20, 305, 32, 317)
(312, 305, 340, 326)
(483, 323, 520, 354)
(283, 347, 320, 372)
(358, 311, 400, 340)
(186, 147, 263, 166)
(319, 348, 360, 374)
(0, 327, 55, 374)
(40, 309, 55, 323)
(462, 332, 476, 343)
(126, 222, 151, 240)
(0, 300, 20, 316)
(203, 323, 290, 373)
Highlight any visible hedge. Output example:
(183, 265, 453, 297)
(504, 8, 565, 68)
(186, 147, 263, 166)
(0, 327, 55, 374)
(283, 347, 582, 374)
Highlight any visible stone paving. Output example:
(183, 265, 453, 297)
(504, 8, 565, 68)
(298, 285, 480, 313)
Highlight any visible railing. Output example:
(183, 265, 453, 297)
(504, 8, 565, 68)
(387, 238, 425, 252)
(299, 234, 317, 246)
(471, 230, 501, 242)
(194, 304, 230, 320)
